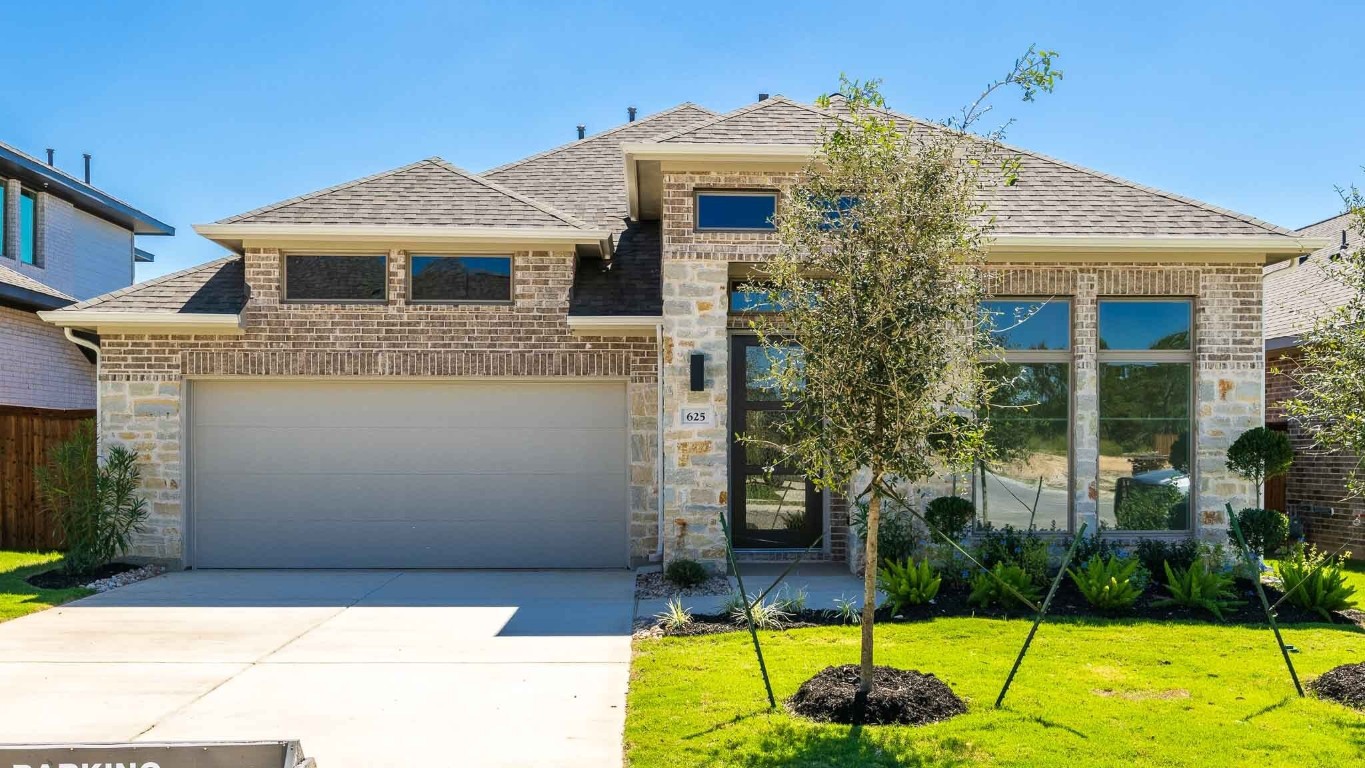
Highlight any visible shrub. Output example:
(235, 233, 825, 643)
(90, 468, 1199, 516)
(1115, 484, 1184, 531)
(832, 595, 862, 625)
(1153, 561, 1243, 620)
(1071, 529, 1121, 565)
(924, 496, 974, 541)
(664, 558, 709, 589)
(878, 558, 942, 613)
(655, 598, 693, 631)
(729, 592, 792, 630)
(1275, 545, 1358, 621)
(1225, 426, 1294, 508)
(850, 500, 919, 565)
(1229, 507, 1290, 558)
(974, 524, 1052, 585)
(967, 563, 1041, 610)
(36, 423, 149, 577)
(771, 585, 808, 613)
(1067, 554, 1144, 613)
(1135, 538, 1201, 576)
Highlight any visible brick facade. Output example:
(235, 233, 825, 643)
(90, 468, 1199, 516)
(1266, 348, 1365, 559)
(99, 247, 660, 563)
(0, 305, 96, 409)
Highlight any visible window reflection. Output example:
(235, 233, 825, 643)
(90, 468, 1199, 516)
(1098, 362, 1191, 530)
(976, 362, 1070, 530)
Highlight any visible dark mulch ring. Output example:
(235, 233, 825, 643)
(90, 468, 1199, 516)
(655, 577, 1360, 637)
(26, 562, 137, 590)
(787, 664, 967, 726)
(1310, 662, 1365, 710)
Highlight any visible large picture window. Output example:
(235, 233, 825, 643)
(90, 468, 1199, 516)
(284, 254, 387, 302)
(410, 255, 512, 303)
(976, 299, 1071, 530)
(1097, 299, 1194, 531)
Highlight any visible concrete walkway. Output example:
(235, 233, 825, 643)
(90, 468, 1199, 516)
(0, 569, 634, 768)
(635, 562, 873, 620)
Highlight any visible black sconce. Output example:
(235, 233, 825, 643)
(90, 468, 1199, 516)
(690, 352, 706, 391)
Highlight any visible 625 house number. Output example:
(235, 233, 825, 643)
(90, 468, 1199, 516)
(681, 408, 712, 425)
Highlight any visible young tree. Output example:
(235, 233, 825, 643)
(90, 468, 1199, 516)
(1283, 189, 1365, 496)
(744, 52, 1060, 702)
(1225, 426, 1293, 509)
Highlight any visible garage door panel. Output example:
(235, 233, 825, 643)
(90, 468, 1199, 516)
(191, 425, 626, 475)
(190, 381, 629, 568)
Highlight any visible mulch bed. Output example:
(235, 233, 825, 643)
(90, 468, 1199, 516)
(1310, 662, 1365, 710)
(26, 562, 137, 590)
(648, 576, 1360, 637)
(787, 664, 967, 725)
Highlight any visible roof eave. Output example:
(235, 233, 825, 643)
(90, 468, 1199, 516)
(193, 223, 614, 253)
(0, 145, 174, 236)
(0, 283, 73, 312)
(623, 142, 816, 219)
(38, 309, 245, 335)
(988, 234, 1330, 262)
(565, 314, 662, 336)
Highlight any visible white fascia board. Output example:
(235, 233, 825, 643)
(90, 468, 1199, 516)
(987, 234, 1330, 260)
(39, 310, 245, 335)
(566, 315, 662, 336)
(194, 224, 613, 252)
(623, 142, 816, 219)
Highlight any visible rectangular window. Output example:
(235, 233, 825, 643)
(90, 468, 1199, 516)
(696, 191, 777, 231)
(410, 255, 512, 303)
(976, 299, 1071, 530)
(19, 190, 36, 265)
(1097, 298, 1194, 531)
(284, 254, 387, 302)
(729, 281, 791, 313)
(0, 183, 6, 258)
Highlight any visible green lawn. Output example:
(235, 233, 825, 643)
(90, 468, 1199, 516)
(626, 618, 1365, 767)
(0, 551, 91, 623)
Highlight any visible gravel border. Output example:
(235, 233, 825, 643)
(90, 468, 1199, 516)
(634, 571, 733, 599)
(83, 564, 165, 593)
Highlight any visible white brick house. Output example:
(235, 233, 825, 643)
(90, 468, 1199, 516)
(42, 97, 1326, 570)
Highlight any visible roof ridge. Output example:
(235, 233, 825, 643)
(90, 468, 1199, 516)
(216, 159, 434, 224)
(60, 255, 241, 312)
(1295, 210, 1356, 233)
(424, 158, 595, 229)
(482, 102, 717, 175)
(0, 138, 147, 213)
(647, 95, 821, 143)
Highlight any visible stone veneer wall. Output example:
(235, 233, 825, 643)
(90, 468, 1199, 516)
(657, 168, 1264, 569)
(1266, 348, 1365, 559)
(99, 248, 659, 563)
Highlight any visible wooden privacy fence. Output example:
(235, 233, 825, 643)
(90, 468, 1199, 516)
(0, 406, 93, 551)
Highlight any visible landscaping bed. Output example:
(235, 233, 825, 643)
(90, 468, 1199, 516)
(26, 561, 139, 590)
(635, 570, 733, 599)
(0, 552, 92, 623)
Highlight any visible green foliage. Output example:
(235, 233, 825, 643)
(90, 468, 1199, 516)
(1226, 427, 1294, 508)
(1067, 554, 1144, 613)
(1135, 537, 1201, 576)
(771, 585, 808, 613)
(729, 592, 792, 630)
(35, 423, 149, 577)
(832, 595, 862, 625)
(1154, 561, 1244, 620)
(1275, 545, 1358, 621)
(1230, 507, 1290, 557)
(850, 501, 918, 566)
(1283, 190, 1365, 496)
(968, 563, 1041, 609)
(655, 598, 693, 631)
(664, 558, 709, 589)
(924, 496, 974, 541)
(1115, 485, 1184, 531)
(974, 524, 1052, 585)
(1070, 529, 1121, 565)
(877, 558, 942, 613)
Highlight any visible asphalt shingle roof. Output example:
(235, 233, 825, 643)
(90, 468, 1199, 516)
(60, 256, 246, 314)
(0, 264, 74, 303)
(218, 158, 590, 229)
(486, 103, 716, 230)
(569, 220, 663, 316)
(1264, 212, 1363, 342)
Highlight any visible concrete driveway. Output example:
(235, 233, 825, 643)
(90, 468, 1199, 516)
(0, 569, 635, 767)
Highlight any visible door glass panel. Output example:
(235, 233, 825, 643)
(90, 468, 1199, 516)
(742, 409, 795, 468)
(744, 344, 803, 401)
(743, 475, 809, 533)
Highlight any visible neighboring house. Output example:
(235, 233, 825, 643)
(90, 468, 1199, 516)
(0, 139, 173, 551)
(41, 96, 1323, 570)
(1265, 211, 1365, 558)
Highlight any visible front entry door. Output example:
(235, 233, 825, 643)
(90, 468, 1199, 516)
(729, 335, 823, 549)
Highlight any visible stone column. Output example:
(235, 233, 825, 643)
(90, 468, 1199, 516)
(1072, 272, 1100, 532)
(101, 377, 185, 563)
(661, 259, 730, 568)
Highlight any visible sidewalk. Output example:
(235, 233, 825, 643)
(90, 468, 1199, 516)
(635, 562, 877, 619)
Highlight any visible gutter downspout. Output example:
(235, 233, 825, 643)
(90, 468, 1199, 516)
(653, 321, 666, 562)
(64, 328, 101, 451)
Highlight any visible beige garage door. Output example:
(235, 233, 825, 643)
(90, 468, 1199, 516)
(189, 380, 628, 568)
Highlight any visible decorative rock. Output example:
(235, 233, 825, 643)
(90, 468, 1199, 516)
(83, 564, 165, 593)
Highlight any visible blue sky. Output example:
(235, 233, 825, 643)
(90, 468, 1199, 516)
(1, 1, 1360, 280)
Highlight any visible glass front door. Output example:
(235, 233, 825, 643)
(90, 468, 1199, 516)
(729, 335, 823, 548)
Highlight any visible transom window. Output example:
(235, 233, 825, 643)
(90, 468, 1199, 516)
(976, 298, 1072, 531)
(284, 254, 387, 302)
(410, 255, 512, 303)
(1097, 299, 1194, 531)
(695, 191, 777, 231)
(729, 281, 791, 313)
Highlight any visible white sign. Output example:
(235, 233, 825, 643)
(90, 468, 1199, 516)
(680, 407, 714, 426)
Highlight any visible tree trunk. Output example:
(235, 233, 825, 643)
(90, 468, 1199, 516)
(859, 469, 883, 695)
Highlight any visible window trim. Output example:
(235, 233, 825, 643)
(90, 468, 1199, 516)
(407, 253, 515, 305)
(1095, 296, 1197, 532)
(694, 189, 779, 233)
(281, 252, 389, 304)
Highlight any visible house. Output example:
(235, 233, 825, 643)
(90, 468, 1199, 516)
(1, 140, 173, 549)
(40, 96, 1323, 569)
(1265, 211, 1365, 558)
